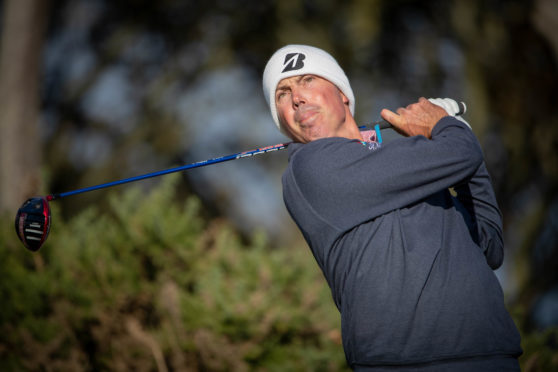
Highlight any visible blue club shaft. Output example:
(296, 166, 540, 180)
(47, 142, 290, 201)
(45, 119, 406, 201)
(46, 121, 393, 201)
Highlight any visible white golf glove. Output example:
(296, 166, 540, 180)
(428, 98, 471, 129)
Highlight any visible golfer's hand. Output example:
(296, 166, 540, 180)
(380, 97, 449, 139)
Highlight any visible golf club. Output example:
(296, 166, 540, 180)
(14, 139, 292, 251)
(15, 102, 465, 252)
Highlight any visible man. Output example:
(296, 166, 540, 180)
(262, 44, 522, 371)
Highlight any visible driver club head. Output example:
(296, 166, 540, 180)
(15, 197, 51, 252)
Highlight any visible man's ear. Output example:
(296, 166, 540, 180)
(339, 91, 350, 106)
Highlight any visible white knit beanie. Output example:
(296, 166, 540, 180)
(262, 44, 355, 133)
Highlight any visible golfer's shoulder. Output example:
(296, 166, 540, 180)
(286, 137, 357, 186)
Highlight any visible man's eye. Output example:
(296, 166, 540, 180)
(303, 76, 314, 83)
(276, 91, 287, 100)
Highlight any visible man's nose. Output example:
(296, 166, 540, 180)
(292, 88, 306, 108)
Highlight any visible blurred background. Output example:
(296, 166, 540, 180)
(1, 0, 557, 370)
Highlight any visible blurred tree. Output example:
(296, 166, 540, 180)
(0, 177, 349, 371)
(0, 0, 50, 214)
(452, 0, 558, 332)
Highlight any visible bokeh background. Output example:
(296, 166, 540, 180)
(1, 0, 557, 370)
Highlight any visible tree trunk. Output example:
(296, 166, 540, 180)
(0, 0, 50, 214)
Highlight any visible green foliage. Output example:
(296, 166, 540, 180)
(0, 176, 347, 371)
(510, 306, 558, 371)
(2, 176, 557, 370)
(519, 327, 558, 372)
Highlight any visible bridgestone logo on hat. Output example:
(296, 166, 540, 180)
(282, 53, 306, 73)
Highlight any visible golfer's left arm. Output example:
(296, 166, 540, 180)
(453, 161, 504, 270)
(383, 98, 504, 269)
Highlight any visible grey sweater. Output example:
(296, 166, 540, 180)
(282, 117, 522, 368)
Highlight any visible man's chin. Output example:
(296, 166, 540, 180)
(299, 129, 329, 143)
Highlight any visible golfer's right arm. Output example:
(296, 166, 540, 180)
(288, 116, 483, 232)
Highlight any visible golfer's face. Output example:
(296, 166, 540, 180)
(275, 75, 349, 143)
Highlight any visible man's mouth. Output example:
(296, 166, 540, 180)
(295, 107, 319, 126)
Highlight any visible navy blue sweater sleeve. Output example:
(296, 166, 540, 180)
(453, 162, 504, 269)
(288, 117, 484, 232)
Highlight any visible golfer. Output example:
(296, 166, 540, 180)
(263, 44, 522, 371)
